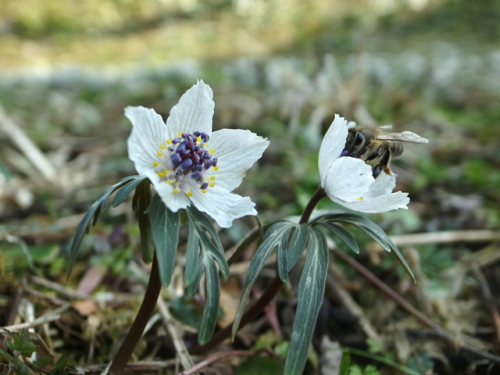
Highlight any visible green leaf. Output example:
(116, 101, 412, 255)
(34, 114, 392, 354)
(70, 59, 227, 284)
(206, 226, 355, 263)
(133, 179, 153, 264)
(198, 230, 229, 281)
(316, 222, 359, 254)
(186, 205, 224, 254)
(186, 264, 204, 297)
(12, 357, 32, 375)
(277, 227, 292, 282)
(235, 356, 284, 375)
(169, 296, 203, 329)
(339, 348, 351, 375)
(198, 255, 220, 345)
(148, 193, 180, 286)
(264, 220, 295, 240)
(112, 176, 146, 208)
(287, 224, 309, 272)
(184, 218, 202, 288)
(66, 175, 139, 278)
(0, 348, 12, 363)
(284, 227, 328, 375)
(232, 224, 292, 339)
(317, 213, 415, 282)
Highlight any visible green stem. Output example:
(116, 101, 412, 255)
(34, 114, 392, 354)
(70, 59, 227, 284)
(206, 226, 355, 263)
(194, 186, 326, 353)
(109, 254, 162, 374)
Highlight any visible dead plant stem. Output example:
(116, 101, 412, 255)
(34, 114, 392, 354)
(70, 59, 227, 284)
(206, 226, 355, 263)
(331, 248, 500, 364)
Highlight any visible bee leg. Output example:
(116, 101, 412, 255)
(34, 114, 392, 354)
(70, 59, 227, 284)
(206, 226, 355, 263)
(373, 148, 391, 178)
(367, 146, 383, 161)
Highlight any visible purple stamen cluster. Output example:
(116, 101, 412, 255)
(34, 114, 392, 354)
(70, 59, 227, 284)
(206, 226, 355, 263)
(169, 132, 218, 185)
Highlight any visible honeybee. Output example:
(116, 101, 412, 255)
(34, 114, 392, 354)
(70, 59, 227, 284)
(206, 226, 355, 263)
(342, 125, 429, 178)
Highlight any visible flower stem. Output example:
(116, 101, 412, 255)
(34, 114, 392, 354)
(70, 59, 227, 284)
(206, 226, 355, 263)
(109, 254, 162, 374)
(299, 186, 326, 224)
(194, 186, 326, 353)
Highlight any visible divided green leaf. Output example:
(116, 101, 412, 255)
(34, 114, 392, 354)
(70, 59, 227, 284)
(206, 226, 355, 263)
(148, 193, 180, 286)
(112, 176, 147, 208)
(66, 175, 143, 279)
(197, 255, 220, 345)
(133, 178, 153, 263)
(286, 224, 309, 272)
(316, 222, 359, 254)
(285, 227, 328, 375)
(314, 213, 415, 282)
(186, 205, 224, 254)
(184, 218, 202, 290)
(277, 227, 292, 282)
(232, 222, 295, 339)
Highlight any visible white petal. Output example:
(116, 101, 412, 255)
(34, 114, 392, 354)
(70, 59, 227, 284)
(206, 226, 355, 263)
(364, 171, 396, 198)
(126, 106, 169, 172)
(323, 157, 374, 201)
(331, 191, 410, 213)
(208, 129, 270, 192)
(318, 114, 348, 185)
(144, 169, 191, 212)
(165, 80, 214, 139)
(189, 186, 257, 228)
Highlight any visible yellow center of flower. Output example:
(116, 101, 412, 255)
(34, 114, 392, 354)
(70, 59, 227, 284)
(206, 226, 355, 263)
(150, 131, 219, 198)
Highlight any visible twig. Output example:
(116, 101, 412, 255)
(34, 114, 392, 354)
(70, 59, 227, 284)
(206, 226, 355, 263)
(175, 351, 254, 375)
(109, 255, 162, 374)
(331, 247, 500, 363)
(0, 103, 57, 181)
(325, 265, 383, 345)
(29, 275, 90, 299)
(72, 360, 179, 374)
(368, 230, 500, 251)
(24, 286, 68, 306)
(156, 297, 195, 372)
(0, 304, 69, 333)
(0, 280, 24, 348)
(471, 264, 500, 345)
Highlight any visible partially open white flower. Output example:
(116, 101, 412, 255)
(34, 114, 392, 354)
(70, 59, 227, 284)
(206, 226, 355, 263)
(126, 80, 270, 228)
(319, 115, 409, 212)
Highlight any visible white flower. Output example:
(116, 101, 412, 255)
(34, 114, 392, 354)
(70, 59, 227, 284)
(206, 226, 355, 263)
(318, 115, 409, 213)
(126, 80, 270, 228)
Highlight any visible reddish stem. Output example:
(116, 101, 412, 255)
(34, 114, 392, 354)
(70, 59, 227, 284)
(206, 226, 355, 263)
(109, 255, 162, 374)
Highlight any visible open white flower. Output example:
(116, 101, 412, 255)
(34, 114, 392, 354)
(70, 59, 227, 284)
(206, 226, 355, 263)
(319, 115, 409, 212)
(126, 80, 270, 228)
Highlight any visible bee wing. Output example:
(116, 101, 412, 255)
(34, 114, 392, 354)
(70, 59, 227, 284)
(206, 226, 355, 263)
(375, 131, 429, 144)
(378, 125, 393, 129)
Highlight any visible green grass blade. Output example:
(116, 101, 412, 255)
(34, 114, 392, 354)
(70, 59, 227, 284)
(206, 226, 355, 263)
(339, 348, 351, 375)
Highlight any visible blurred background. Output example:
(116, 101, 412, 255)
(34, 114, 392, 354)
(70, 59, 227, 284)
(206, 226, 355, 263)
(1, 0, 500, 374)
